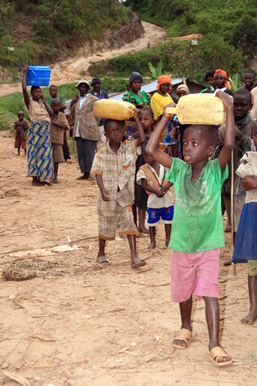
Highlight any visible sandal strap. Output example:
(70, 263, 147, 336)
(175, 328, 192, 343)
(209, 346, 230, 361)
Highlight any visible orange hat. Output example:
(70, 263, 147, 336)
(214, 69, 230, 89)
(157, 75, 172, 90)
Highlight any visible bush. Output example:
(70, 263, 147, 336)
(232, 15, 257, 58)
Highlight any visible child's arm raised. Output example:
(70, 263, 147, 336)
(216, 91, 235, 173)
(134, 109, 145, 145)
(22, 66, 30, 110)
(146, 104, 175, 168)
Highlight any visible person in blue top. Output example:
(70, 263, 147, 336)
(146, 92, 235, 367)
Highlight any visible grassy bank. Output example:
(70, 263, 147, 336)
(0, 0, 131, 76)
(88, 38, 247, 84)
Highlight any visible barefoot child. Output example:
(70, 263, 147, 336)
(133, 106, 154, 234)
(146, 92, 235, 366)
(14, 111, 29, 156)
(22, 65, 54, 186)
(232, 124, 257, 325)
(90, 111, 146, 268)
(50, 98, 70, 183)
(137, 139, 174, 249)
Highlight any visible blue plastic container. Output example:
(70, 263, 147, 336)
(26, 66, 51, 86)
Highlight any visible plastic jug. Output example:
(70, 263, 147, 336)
(93, 99, 135, 120)
(166, 94, 226, 125)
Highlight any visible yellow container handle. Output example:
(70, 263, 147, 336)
(166, 107, 177, 115)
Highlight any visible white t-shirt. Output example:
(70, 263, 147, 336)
(137, 164, 174, 209)
(75, 94, 88, 137)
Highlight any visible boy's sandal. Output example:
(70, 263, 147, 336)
(172, 328, 197, 349)
(131, 259, 146, 269)
(96, 256, 110, 265)
(208, 346, 233, 367)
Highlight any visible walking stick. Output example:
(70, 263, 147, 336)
(231, 150, 236, 276)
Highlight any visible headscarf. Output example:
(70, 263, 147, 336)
(214, 69, 230, 89)
(157, 75, 172, 90)
(128, 72, 144, 88)
(176, 84, 190, 95)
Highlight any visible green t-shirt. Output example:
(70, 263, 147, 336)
(165, 158, 228, 253)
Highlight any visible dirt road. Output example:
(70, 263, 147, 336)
(0, 133, 256, 385)
(0, 21, 166, 98)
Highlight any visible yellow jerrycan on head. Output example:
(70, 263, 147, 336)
(93, 99, 135, 120)
(166, 94, 227, 125)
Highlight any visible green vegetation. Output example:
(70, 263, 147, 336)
(95, 0, 256, 83)
(0, 0, 131, 74)
(88, 36, 246, 83)
(0, 76, 128, 130)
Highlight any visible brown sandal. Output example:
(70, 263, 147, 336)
(208, 346, 233, 367)
(172, 328, 197, 349)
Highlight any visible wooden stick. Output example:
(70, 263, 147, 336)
(231, 150, 236, 276)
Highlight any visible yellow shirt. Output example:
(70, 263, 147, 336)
(150, 92, 174, 120)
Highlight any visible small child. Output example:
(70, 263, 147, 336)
(90, 111, 146, 268)
(133, 106, 154, 234)
(232, 124, 257, 325)
(137, 140, 174, 249)
(14, 111, 29, 156)
(50, 98, 70, 183)
(146, 91, 234, 367)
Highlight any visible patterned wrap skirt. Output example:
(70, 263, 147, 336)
(232, 202, 257, 263)
(27, 121, 54, 182)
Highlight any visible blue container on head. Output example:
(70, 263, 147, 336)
(26, 66, 51, 86)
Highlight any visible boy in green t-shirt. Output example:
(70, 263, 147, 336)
(146, 92, 235, 367)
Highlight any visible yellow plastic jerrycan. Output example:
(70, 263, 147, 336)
(93, 99, 135, 120)
(166, 94, 226, 125)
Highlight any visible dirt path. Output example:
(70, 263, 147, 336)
(0, 133, 257, 385)
(0, 21, 166, 98)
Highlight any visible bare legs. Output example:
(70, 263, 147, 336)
(148, 227, 156, 249)
(97, 235, 146, 268)
(138, 209, 149, 234)
(148, 224, 171, 249)
(52, 162, 60, 183)
(241, 275, 257, 325)
(173, 296, 231, 364)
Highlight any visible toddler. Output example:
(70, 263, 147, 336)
(14, 111, 29, 156)
(137, 139, 174, 249)
(50, 98, 70, 183)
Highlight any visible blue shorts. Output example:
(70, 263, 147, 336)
(147, 206, 174, 226)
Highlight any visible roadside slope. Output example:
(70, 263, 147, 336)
(0, 21, 166, 98)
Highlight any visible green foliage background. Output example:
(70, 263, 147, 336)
(1, 0, 257, 129)
(0, 0, 131, 73)
(89, 0, 257, 82)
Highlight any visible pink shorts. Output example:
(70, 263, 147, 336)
(171, 248, 220, 303)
